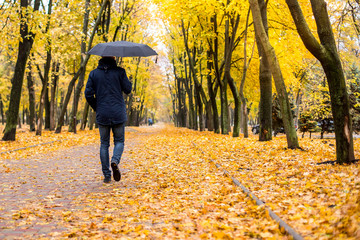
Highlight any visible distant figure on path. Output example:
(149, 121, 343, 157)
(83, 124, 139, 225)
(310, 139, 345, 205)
(148, 118, 153, 126)
(85, 56, 132, 183)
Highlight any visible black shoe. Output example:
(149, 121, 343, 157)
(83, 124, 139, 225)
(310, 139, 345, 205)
(104, 177, 111, 183)
(111, 162, 121, 181)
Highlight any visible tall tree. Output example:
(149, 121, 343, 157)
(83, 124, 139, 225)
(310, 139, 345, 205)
(181, 20, 209, 131)
(210, 14, 230, 135)
(240, 8, 255, 138)
(2, 0, 41, 141)
(68, 0, 91, 132)
(36, 0, 53, 136)
(224, 7, 241, 137)
(55, 0, 109, 133)
(285, 0, 355, 163)
(249, 0, 299, 149)
(206, 50, 220, 133)
(256, 0, 272, 141)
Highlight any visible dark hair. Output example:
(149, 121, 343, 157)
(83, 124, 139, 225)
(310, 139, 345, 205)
(101, 56, 115, 60)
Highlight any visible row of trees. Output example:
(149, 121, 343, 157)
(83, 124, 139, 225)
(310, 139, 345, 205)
(156, 0, 359, 164)
(0, 1, 163, 139)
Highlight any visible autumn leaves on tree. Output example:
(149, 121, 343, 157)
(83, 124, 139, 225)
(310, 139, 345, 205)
(157, 0, 358, 163)
(1, 0, 162, 138)
(0, 0, 359, 163)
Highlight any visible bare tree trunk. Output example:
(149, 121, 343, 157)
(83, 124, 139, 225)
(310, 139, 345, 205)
(294, 88, 302, 129)
(50, 61, 60, 131)
(228, 78, 241, 136)
(257, 0, 273, 141)
(89, 109, 96, 130)
(223, 11, 240, 136)
(36, 0, 53, 136)
(249, 0, 299, 148)
(206, 51, 220, 133)
(18, 116, 21, 129)
(285, 0, 354, 163)
(2, 0, 41, 141)
(239, 8, 255, 138)
(36, 49, 52, 135)
(81, 102, 90, 130)
(183, 58, 195, 130)
(0, 94, 4, 125)
(27, 61, 36, 131)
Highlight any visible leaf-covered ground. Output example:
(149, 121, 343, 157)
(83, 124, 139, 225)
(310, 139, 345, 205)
(0, 124, 359, 239)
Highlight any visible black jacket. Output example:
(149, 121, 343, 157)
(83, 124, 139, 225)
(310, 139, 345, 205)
(85, 57, 132, 125)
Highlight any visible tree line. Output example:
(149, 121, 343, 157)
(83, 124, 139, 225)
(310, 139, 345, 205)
(158, 0, 359, 164)
(0, 0, 160, 140)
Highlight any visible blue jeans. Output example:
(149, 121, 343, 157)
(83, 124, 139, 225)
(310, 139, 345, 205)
(98, 123, 125, 178)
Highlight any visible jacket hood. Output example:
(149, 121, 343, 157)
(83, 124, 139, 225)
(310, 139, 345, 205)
(97, 57, 117, 70)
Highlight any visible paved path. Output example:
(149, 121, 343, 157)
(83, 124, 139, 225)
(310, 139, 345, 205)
(0, 135, 139, 239)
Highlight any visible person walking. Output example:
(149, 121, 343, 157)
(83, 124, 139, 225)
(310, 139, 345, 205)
(85, 56, 132, 183)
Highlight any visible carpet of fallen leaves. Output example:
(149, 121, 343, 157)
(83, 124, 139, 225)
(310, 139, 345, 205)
(0, 124, 359, 239)
(190, 128, 360, 239)
(0, 127, 99, 161)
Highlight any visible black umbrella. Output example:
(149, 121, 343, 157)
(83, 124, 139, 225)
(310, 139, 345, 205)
(87, 41, 158, 57)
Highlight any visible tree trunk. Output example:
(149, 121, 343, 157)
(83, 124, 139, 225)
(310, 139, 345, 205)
(207, 51, 220, 133)
(0, 94, 4, 125)
(206, 102, 214, 131)
(68, 68, 85, 132)
(285, 0, 354, 163)
(36, 49, 52, 136)
(173, 58, 187, 127)
(2, 0, 41, 141)
(81, 102, 90, 130)
(195, 84, 204, 131)
(27, 62, 36, 131)
(183, 57, 195, 130)
(89, 109, 96, 130)
(239, 8, 255, 138)
(44, 86, 50, 129)
(294, 88, 302, 129)
(55, 0, 109, 133)
(18, 116, 21, 129)
(36, 0, 53, 136)
(222, 12, 240, 136)
(178, 78, 187, 127)
(36, 81, 47, 136)
(22, 106, 25, 125)
(189, 63, 198, 130)
(127, 57, 141, 127)
(219, 81, 230, 135)
(228, 78, 241, 137)
(50, 61, 60, 131)
(249, 0, 299, 148)
(256, 0, 272, 141)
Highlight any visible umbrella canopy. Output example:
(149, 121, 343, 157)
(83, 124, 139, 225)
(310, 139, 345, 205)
(87, 41, 158, 57)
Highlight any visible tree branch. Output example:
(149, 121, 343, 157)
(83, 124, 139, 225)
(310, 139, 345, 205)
(285, 0, 324, 59)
